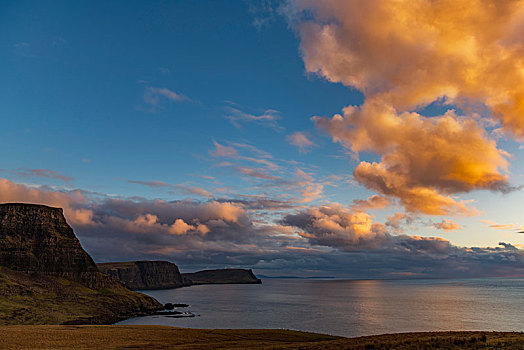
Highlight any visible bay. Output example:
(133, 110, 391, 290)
(118, 278, 524, 337)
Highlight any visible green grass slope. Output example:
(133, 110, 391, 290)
(0, 266, 162, 325)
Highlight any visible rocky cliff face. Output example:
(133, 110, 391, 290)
(98, 261, 192, 290)
(0, 203, 105, 289)
(0, 203, 162, 325)
(182, 269, 262, 285)
(97, 261, 261, 290)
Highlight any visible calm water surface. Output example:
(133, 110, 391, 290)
(118, 278, 524, 337)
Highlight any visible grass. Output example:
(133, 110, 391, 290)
(0, 326, 522, 349)
(0, 267, 161, 325)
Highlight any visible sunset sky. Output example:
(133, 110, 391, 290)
(1, 0, 523, 277)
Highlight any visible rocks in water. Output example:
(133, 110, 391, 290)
(163, 303, 188, 310)
(97, 261, 192, 290)
(182, 269, 262, 285)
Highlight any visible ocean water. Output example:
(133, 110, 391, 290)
(118, 278, 524, 337)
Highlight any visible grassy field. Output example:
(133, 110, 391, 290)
(0, 325, 522, 349)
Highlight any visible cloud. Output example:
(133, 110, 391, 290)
(294, 169, 323, 203)
(0, 178, 92, 227)
(225, 106, 282, 130)
(128, 180, 213, 199)
(281, 204, 460, 257)
(287, 131, 317, 153)
(15, 168, 74, 183)
(174, 186, 213, 199)
(210, 140, 239, 158)
(314, 101, 510, 215)
(351, 195, 391, 211)
(481, 220, 524, 231)
(434, 219, 461, 231)
(280, 204, 524, 276)
(210, 140, 280, 170)
(281, 203, 388, 250)
(233, 166, 282, 181)
(285, 0, 524, 217)
(282, 204, 449, 255)
(386, 213, 410, 233)
(292, 0, 524, 138)
(143, 86, 189, 106)
(247, 0, 278, 29)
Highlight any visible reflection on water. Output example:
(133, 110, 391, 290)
(118, 278, 524, 337)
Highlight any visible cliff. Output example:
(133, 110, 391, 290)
(0, 203, 162, 325)
(97, 260, 261, 290)
(98, 261, 191, 290)
(0, 203, 104, 289)
(182, 269, 261, 285)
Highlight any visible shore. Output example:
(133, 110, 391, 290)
(0, 326, 522, 349)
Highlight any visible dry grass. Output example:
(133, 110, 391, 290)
(0, 326, 522, 349)
(0, 325, 339, 349)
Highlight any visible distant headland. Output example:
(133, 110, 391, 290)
(97, 261, 261, 290)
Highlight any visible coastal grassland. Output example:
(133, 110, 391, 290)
(0, 266, 161, 325)
(0, 326, 522, 349)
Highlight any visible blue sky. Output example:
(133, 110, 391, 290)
(1, 0, 523, 277)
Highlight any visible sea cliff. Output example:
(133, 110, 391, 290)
(0, 203, 162, 325)
(98, 261, 192, 290)
(97, 260, 262, 290)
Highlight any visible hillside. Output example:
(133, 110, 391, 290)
(0, 203, 162, 325)
(0, 266, 160, 325)
(182, 269, 262, 285)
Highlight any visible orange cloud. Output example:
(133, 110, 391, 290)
(283, 203, 387, 249)
(0, 178, 94, 226)
(351, 195, 391, 211)
(0, 178, 244, 238)
(481, 220, 524, 231)
(295, 0, 524, 137)
(434, 219, 461, 231)
(315, 101, 508, 215)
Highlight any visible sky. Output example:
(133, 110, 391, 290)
(1, 0, 524, 278)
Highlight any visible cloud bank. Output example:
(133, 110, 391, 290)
(288, 0, 523, 215)
(1, 177, 522, 277)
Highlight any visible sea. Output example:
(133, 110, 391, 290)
(117, 278, 524, 338)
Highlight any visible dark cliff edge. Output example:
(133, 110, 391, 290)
(0, 203, 162, 325)
(182, 269, 262, 285)
(97, 261, 262, 290)
(98, 261, 192, 290)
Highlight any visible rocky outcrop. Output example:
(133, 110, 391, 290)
(98, 261, 191, 290)
(183, 269, 262, 285)
(0, 203, 104, 289)
(0, 203, 162, 325)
